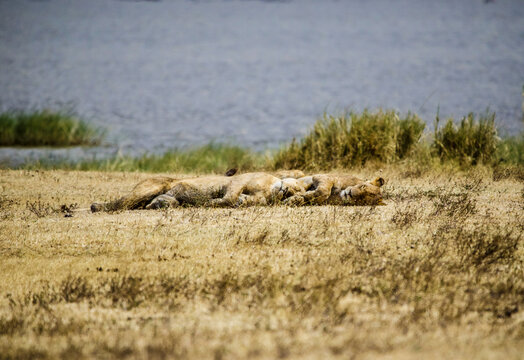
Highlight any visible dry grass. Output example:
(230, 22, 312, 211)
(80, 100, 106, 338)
(0, 168, 523, 359)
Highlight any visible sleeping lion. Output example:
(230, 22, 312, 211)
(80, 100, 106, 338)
(90, 172, 304, 212)
(90, 171, 385, 212)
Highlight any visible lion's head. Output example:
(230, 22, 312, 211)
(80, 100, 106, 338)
(340, 177, 385, 205)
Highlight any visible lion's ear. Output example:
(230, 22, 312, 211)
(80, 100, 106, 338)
(371, 177, 385, 187)
(225, 168, 238, 177)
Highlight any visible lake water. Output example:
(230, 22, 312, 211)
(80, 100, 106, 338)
(1, 0, 523, 164)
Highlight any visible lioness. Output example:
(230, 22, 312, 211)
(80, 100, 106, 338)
(284, 174, 385, 206)
(91, 172, 305, 212)
(147, 172, 306, 209)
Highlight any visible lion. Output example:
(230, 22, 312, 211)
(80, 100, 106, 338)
(90, 170, 384, 211)
(91, 172, 306, 212)
(283, 174, 386, 206)
(273, 169, 306, 179)
(147, 172, 306, 209)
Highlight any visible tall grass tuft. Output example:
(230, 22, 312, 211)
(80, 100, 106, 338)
(433, 111, 498, 165)
(273, 109, 425, 170)
(24, 143, 265, 174)
(496, 134, 524, 165)
(0, 109, 104, 146)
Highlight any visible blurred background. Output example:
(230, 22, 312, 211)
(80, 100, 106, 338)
(1, 0, 523, 164)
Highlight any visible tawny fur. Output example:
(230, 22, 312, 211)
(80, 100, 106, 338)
(273, 169, 306, 179)
(284, 174, 385, 206)
(147, 173, 287, 209)
(91, 176, 182, 212)
(91, 172, 305, 212)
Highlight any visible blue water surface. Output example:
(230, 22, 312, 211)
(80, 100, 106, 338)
(1, 0, 523, 163)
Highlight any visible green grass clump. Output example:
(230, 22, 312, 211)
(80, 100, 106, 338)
(492, 134, 524, 180)
(0, 109, 104, 146)
(25, 143, 265, 174)
(496, 134, 524, 165)
(273, 109, 425, 170)
(433, 111, 498, 165)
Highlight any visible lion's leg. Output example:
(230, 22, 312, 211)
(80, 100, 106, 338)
(237, 193, 267, 207)
(211, 183, 245, 207)
(283, 195, 305, 206)
(163, 183, 212, 207)
(91, 177, 177, 212)
(301, 177, 334, 205)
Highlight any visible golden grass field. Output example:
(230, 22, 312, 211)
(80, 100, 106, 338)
(0, 167, 523, 359)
